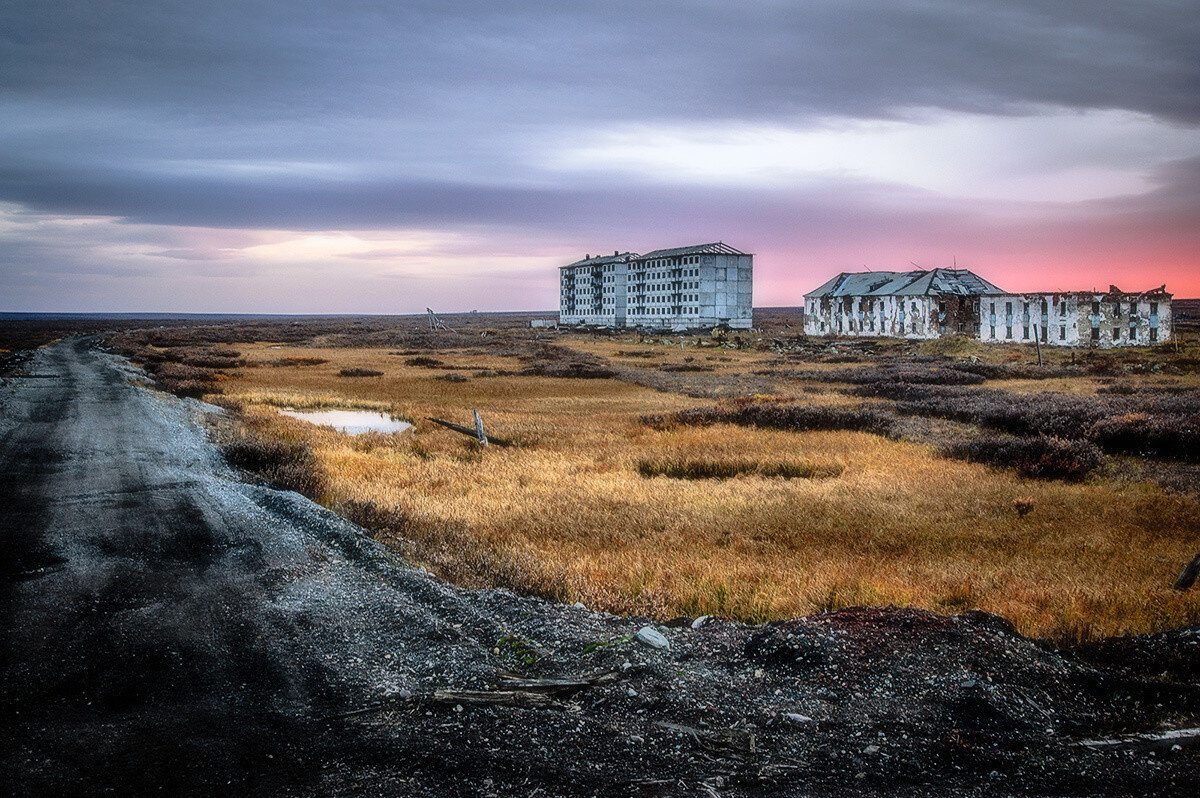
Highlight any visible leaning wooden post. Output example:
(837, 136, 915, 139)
(1173, 553, 1200, 591)
(472, 408, 488, 447)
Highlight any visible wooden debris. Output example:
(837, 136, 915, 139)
(432, 689, 567, 710)
(654, 721, 756, 754)
(330, 670, 621, 720)
(1076, 727, 1200, 752)
(426, 307, 456, 333)
(495, 670, 622, 696)
(425, 416, 514, 447)
(472, 407, 488, 446)
(1173, 553, 1200, 591)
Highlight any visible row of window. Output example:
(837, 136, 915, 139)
(635, 281, 700, 293)
(639, 256, 703, 269)
(635, 293, 700, 304)
(634, 267, 701, 280)
(632, 307, 700, 316)
(987, 325, 1159, 343)
(988, 299, 1161, 316)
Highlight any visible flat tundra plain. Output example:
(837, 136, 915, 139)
(1, 316, 1198, 796)
(112, 311, 1200, 642)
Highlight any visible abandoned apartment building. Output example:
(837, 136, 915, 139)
(559, 242, 753, 330)
(803, 268, 1172, 347)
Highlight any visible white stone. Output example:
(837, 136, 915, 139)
(635, 625, 670, 650)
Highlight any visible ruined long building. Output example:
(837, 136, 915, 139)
(559, 242, 753, 330)
(803, 268, 1172, 347)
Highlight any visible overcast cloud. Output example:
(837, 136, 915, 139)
(2, 0, 1198, 311)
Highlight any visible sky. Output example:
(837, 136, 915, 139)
(2, 0, 1199, 313)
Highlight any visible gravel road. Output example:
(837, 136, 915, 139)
(1, 338, 1197, 797)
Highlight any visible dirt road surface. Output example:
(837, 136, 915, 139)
(1, 338, 1197, 796)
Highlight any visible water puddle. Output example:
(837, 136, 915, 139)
(278, 408, 412, 435)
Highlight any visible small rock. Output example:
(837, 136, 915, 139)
(784, 713, 814, 725)
(572, 601, 587, 610)
(635, 626, 670, 650)
(691, 615, 711, 629)
(863, 744, 880, 754)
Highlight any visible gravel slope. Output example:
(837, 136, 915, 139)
(1, 337, 1197, 797)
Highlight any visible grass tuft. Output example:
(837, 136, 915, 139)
(637, 456, 842, 480)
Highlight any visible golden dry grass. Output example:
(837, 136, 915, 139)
(216, 341, 1200, 641)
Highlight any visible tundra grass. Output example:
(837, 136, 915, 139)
(218, 342, 1200, 642)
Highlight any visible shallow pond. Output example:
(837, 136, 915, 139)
(278, 408, 412, 435)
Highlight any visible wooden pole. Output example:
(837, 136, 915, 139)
(472, 408, 488, 447)
(426, 416, 514, 447)
(1033, 323, 1043, 367)
(1174, 553, 1200, 591)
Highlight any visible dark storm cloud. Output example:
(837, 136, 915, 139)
(1, 0, 1198, 228)
(4, 1, 1198, 121)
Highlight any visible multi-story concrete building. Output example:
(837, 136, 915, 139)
(977, 287, 1172, 347)
(558, 251, 636, 326)
(803, 268, 1005, 340)
(559, 243, 752, 330)
(804, 269, 1173, 347)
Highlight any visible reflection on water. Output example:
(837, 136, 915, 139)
(278, 408, 412, 435)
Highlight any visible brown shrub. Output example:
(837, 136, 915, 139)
(271, 356, 328, 367)
(646, 400, 898, 437)
(165, 380, 222, 399)
(337, 368, 384, 377)
(520, 363, 615, 379)
(943, 435, 1103, 481)
(658, 363, 714, 372)
(219, 434, 327, 496)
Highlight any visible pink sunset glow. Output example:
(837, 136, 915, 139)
(2, 2, 1198, 311)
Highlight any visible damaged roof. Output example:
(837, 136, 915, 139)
(805, 268, 1006, 298)
(561, 252, 639, 270)
(638, 242, 749, 259)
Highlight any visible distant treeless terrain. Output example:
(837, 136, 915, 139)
(101, 312, 1200, 643)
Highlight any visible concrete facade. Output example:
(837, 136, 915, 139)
(978, 288, 1172, 347)
(558, 252, 635, 327)
(560, 243, 752, 330)
(803, 269, 1003, 340)
(804, 270, 1173, 347)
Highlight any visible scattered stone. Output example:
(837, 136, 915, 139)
(635, 626, 670, 650)
(691, 615, 711, 629)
